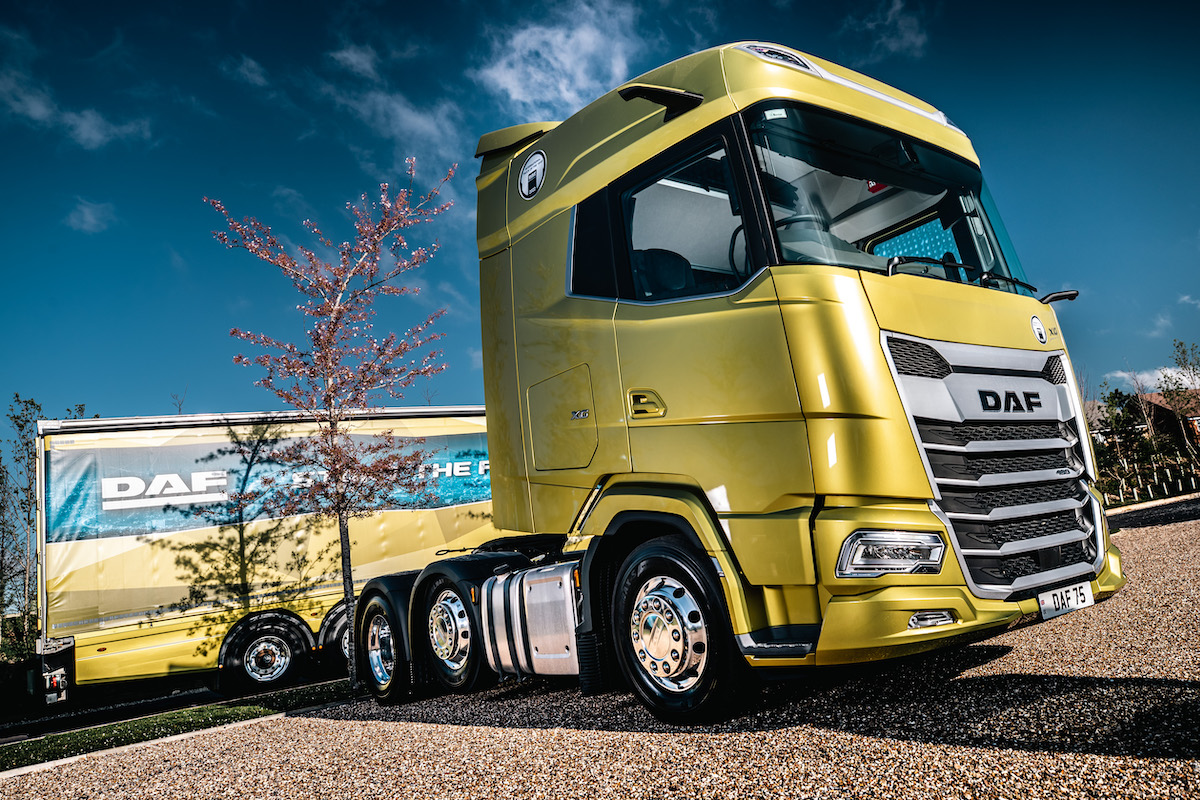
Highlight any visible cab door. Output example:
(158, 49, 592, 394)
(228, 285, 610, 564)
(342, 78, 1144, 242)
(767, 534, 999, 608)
(610, 122, 809, 515)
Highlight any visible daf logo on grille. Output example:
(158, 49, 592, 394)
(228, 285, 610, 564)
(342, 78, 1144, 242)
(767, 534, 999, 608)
(1031, 315, 1047, 344)
(980, 390, 1042, 413)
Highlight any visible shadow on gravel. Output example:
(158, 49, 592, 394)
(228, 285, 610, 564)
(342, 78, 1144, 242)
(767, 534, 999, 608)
(314, 644, 1198, 759)
(1108, 498, 1200, 529)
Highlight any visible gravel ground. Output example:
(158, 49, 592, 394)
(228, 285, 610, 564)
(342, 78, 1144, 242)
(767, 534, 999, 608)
(4, 520, 1197, 799)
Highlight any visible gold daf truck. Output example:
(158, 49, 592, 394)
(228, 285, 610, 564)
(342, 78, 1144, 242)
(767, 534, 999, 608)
(354, 42, 1125, 722)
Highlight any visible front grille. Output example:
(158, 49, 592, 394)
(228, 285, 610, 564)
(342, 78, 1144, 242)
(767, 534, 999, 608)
(1042, 355, 1067, 385)
(939, 480, 1086, 515)
(954, 511, 1081, 549)
(889, 338, 952, 379)
(928, 450, 1070, 481)
(966, 541, 1094, 584)
(886, 334, 1100, 600)
(918, 420, 1070, 447)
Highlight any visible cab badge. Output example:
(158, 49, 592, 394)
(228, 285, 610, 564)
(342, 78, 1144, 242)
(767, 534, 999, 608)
(1031, 316, 1047, 345)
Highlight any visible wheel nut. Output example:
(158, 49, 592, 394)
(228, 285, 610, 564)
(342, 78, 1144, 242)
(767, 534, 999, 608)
(671, 650, 679, 661)
(672, 630, 681, 641)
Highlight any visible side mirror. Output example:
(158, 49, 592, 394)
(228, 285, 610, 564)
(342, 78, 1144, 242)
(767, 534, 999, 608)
(1040, 290, 1079, 304)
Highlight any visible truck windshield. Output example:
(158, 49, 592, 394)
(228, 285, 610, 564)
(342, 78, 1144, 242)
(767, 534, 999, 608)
(745, 101, 1031, 295)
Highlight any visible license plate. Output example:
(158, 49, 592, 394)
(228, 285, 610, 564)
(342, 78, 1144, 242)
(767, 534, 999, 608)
(1037, 580, 1095, 620)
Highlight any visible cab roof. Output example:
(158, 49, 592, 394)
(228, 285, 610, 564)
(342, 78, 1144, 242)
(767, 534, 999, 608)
(476, 42, 978, 258)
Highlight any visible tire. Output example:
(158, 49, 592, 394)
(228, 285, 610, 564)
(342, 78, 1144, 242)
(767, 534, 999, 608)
(612, 535, 741, 723)
(420, 576, 489, 693)
(222, 616, 308, 693)
(359, 595, 408, 704)
(321, 605, 351, 674)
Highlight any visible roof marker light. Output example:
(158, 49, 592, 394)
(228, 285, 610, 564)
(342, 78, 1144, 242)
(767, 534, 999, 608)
(738, 44, 815, 72)
(736, 42, 964, 135)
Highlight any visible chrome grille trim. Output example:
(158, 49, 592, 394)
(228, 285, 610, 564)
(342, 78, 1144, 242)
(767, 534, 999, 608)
(884, 332, 1104, 601)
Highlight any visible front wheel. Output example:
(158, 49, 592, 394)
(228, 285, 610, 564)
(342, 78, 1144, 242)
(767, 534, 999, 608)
(612, 535, 741, 723)
(359, 595, 408, 703)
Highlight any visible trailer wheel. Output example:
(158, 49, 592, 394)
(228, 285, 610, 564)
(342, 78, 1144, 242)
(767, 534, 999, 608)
(421, 577, 487, 692)
(321, 605, 351, 673)
(222, 617, 308, 692)
(359, 595, 407, 703)
(612, 535, 738, 723)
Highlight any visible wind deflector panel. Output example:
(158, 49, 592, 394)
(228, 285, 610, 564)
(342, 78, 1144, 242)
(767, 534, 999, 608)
(618, 84, 703, 122)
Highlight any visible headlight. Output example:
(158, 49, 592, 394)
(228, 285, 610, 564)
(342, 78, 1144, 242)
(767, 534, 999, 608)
(835, 530, 945, 578)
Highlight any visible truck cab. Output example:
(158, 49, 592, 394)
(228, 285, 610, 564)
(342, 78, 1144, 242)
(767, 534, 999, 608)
(353, 42, 1124, 724)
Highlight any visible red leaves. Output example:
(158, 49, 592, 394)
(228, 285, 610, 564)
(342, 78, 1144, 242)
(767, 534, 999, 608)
(206, 162, 455, 521)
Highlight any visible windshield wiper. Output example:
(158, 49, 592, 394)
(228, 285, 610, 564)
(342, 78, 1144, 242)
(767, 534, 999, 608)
(885, 255, 1039, 294)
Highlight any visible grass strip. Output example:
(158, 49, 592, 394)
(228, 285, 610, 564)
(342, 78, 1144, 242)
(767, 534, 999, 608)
(0, 680, 360, 772)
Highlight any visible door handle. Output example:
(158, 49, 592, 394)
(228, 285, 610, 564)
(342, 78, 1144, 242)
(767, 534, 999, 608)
(628, 389, 667, 418)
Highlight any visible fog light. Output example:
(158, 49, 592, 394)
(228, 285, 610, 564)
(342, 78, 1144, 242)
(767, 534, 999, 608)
(836, 530, 945, 578)
(908, 610, 956, 629)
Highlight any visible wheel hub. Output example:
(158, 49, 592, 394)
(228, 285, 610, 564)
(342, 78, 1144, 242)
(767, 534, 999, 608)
(366, 615, 395, 684)
(628, 576, 708, 692)
(244, 635, 291, 683)
(428, 588, 470, 670)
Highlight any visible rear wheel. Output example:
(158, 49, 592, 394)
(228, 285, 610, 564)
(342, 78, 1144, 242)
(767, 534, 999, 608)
(612, 535, 740, 723)
(359, 595, 408, 703)
(421, 577, 489, 693)
(221, 616, 309, 693)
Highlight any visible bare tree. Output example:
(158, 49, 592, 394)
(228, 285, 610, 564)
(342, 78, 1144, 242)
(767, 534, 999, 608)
(206, 161, 452, 686)
(1, 396, 92, 658)
(1159, 339, 1200, 461)
(1124, 366, 1157, 443)
(170, 385, 188, 415)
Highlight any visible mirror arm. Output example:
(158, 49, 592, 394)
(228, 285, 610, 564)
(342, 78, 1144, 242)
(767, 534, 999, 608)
(1040, 289, 1079, 304)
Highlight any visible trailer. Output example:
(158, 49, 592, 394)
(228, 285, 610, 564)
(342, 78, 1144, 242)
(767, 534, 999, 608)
(353, 42, 1126, 722)
(35, 407, 492, 702)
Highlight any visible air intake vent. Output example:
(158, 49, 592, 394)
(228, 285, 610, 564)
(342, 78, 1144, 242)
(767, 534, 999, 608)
(1042, 355, 1067, 385)
(888, 338, 952, 379)
(955, 511, 1082, 549)
(939, 479, 1086, 515)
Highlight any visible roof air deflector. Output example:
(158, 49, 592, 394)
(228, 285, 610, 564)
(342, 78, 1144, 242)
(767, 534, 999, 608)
(618, 83, 703, 122)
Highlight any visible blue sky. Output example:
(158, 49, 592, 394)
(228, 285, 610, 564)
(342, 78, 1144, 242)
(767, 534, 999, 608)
(1, 0, 1198, 424)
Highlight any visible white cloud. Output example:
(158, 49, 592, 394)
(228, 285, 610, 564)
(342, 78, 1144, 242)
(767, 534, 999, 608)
(168, 247, 188, 275)
(329, 44, 380, 82)
(324, 82, 465, 168)
(64, 198, 117, 233)
(60, 108, 150, 150)
(839, 0, 929, 66)
(0, 27, 151, 149)
(222, 54, 269, 87)
(436, 280, 473, 315)
(1179, 295, 1200, 309)
(1105, 367, 1200, 392)
(1145, 312, 1172, 338)
(472, 0, 643, 121)
(272, 186, 318, 223)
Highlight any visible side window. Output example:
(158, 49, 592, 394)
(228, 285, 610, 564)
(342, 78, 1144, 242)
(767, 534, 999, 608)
(570, 190, 618, 298)
(618, 143, 750, 302)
